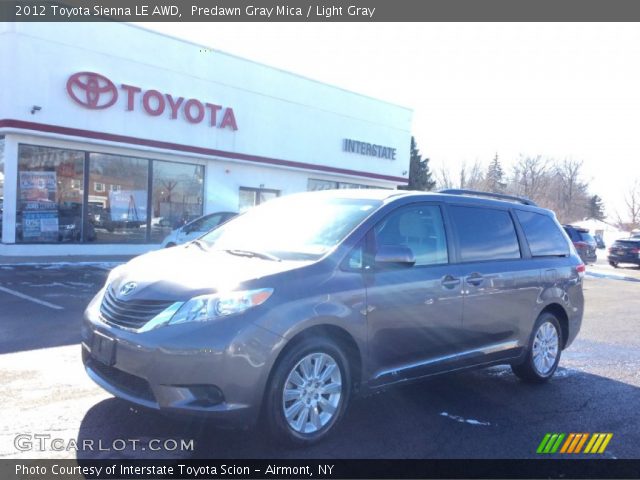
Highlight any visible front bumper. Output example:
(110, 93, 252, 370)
(81, 298, 283, 428)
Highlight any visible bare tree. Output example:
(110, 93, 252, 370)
(623, 179, 640, 229)
(466, 161, 485, 190)
(555, 159, 589, 222)
(435, 166, 454, 190)
(510, 155, 549, 200)
(436, 155, 592, 223)
(435, 161, 484, 191)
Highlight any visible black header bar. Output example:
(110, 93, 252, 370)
(4, 0, 640, 21)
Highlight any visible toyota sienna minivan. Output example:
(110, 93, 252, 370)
(82, 189, 585, 445)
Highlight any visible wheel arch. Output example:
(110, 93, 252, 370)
(539, 303, 569, 349)
(263, 324, 363, 401)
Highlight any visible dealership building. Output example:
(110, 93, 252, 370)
(0, 22, 412, 256)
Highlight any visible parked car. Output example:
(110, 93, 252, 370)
(563, 225, 597, 264)
(82, 189, 584, 445)
(160, 211, 237, 247)
(594, 234, 606, 249)
(607, 239, 640, 267)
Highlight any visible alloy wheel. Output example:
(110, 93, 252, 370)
(532, 321, 559, 376)
(282, 352, 342, 434)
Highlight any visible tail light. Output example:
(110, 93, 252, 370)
(631, 248, 640, 255)
(576, 263, 586, 279)
(574, 241, 588, 249)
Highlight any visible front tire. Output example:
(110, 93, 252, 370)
(264, 337, 351, 446)
(609, 261, 619, 268)
(512, 313, 562, 383)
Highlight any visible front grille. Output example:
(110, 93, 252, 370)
(100, 287, 174, 329)
(85, 352, 155, 402)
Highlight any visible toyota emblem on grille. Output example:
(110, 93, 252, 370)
(119, 282, 137, 297)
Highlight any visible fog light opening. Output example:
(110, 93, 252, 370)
(186, 385, 224, 407)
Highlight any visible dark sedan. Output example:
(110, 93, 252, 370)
(608, 239, 640, 267)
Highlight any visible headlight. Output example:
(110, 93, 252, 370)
(168, 288, 274, 325)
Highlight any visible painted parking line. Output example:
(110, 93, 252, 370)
(0, 285, 64, 310)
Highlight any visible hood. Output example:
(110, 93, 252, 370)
(109, 245, 312, 301)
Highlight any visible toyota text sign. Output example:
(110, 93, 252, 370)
(66, 72, 238, 130)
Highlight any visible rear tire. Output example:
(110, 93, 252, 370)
(264, 337, 351, 446)
(165, 242, 176, 248)
(609, 261, 619, 268)
(512, 313, 562, 383)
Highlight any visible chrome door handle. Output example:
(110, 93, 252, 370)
(441, 275, 461, 289)
(466, 273, 484, 286)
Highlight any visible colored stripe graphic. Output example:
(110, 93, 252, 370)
(537, 434, 552, 454)
(574, 433, 589, 453)
(537, 433, 565, 454)
(539, 433, 613, 454)
(544, 434, 559, 453)
(550, 434, 565, 453)
(560, 433, 575, 453)
(597, 433, 613, 453)
(584, 434, 598, 453)
(585, 433, 614, 454)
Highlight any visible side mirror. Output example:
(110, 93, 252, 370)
(374, 245, 416, 268)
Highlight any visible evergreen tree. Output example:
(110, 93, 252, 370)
(401, 136, 436, 191)
(485, 153, 505, 193)
(587, 195, 606, 221)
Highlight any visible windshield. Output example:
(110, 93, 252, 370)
(200, 195, 381, 260)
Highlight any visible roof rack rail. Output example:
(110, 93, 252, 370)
(439, 189, 538, 207)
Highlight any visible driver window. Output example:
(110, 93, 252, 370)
(374, 204, 448, 266)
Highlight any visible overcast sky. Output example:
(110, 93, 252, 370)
(138, 22, 640, 221)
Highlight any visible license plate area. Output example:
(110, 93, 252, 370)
(92, 331, 116, 366)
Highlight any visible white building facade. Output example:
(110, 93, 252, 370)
(0, 22, 412, 256)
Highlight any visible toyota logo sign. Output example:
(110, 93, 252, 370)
(64, 71, 238, 130)
(66, 72, 118, 110)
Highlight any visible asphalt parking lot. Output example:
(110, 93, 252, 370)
(0, 258, 639, 460)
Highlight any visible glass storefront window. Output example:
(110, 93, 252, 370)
(13, 144, 207, 245)
(0, 136, 4, 242)
(239, 187, 279, 212)
(16, 145, 85, 243)
(89, 153, 148, 244)
(308, 178, 378, 191)
(151, 160, 204, 243)
(308, 179, 339, 191)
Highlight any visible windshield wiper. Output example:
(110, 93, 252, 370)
(222, 249, 281, 262)
(189, 239, 208, 251)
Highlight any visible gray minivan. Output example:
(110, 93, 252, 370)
(82, 189, 585, 445)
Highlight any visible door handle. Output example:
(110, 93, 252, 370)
(441, 275, 461, 289)
(466, 273, 484, 286)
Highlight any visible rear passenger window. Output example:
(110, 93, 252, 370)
(374, 204, 448, 266)
(450, 206, 520, 262)
(516, 210, 569, 257)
